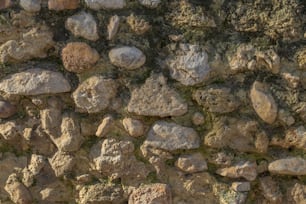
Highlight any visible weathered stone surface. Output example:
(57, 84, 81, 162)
(109, 46, 146, 70)
(90, 138, 148, 179)
(256, 49, 280, 74)
(259, 176, 283, 203)
(128, 74, 188, 117)
(5, 173, 32, 204)
(84, 0, 126, 10)
(268, 157, 306, 175)
(65, 12, 99, 41)
(175, 153, 207, 173)
(72, 76, 118, 113)
(287, 183, 306, 204)
(22, 154, 46, 187)
(48, 0, 79, 10)
(20, 0, 41, 12)
(0, 100, 16, 118)
(278, 109, 295, 126)
(49, 151, 75, 177)
(127, 14, 151, 35)
(138, 0, 161, 8)
(122, 118, 144, 137)
(296, 47, 306, 69)
(78, 183, 124, 204)
(144, 121, 200, 151)
(193, 86, 240, 113)
(204, 117, 269, 153)
(250, 81, 278, 124)
(62, 42, 100, 73)
(216, 161, 258, 181)
(95, 115, 113, 137)
(0, 26, 54, 63)
(0, 121, 21, 141)
(192, 112, 205, 125)
(166, 44, 211, 86)
(0, 69, 71, 95)
(40, 181, 73, 203)
(271, 126, 306, 150)
(107, 15, 120, 40)
(129, 183, 172, 204)
(231, 182, 251, 192)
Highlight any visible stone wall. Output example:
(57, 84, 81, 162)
(0, 0, 305, 203)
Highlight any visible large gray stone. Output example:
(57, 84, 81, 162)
(128, 74, 187, 117)
(268, 157, 306, 175)
(85, 0, 126, 10)
(0, 69, 71, 95)
(144, 121, 200, 151)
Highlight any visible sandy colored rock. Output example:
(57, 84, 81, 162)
(0, 69, 71, 95)
(72, 76, 118, 113)
(268, 157, 306, 175)
(287, 183, 306, 204)
(127, 14, 151, 35)
(296, 47, 306, 69)
(216, 161, 257, 181)
(20, 0, 41, 12)
(62, 42, 99, 73)
(192, 112, 205, 125)
(78, 183, 124, 204)
(175, 153, 207, 173)
(90, 138, 148, 179)
(277, 109, 295, 126)
(204, 117, 269, 153)
(5, 173, 32, 204)
(0, 121, 21, 141)
(250, 81, 278, 124)
(144, 121, 200, 151)
(166, 44, 211, 86)
(0, 100, 16, 118)
(129, 183, 172, 204)
(107, 15, 120, 40)
(138, 0, 160, 8)
(84, 0, 126, 10)
(49, 151, 75, 177)
(109, 46, 146, 70)
(128, 74, 188, 117)
(65, 11, 99, 41)
(256, 49, 280, 74)
(122, 118, 144, 137)
(95, 115, 113, 137)
(0, 26, 54, 63)
(40, 181, 73, 203)
(259, 176, 283, 203)
(271, 126, 306, 150)
(22, 154, 46, 187)
(193, 86, 240, 113)
(48, 0, 79, 10)
(40, 108, 62, 137)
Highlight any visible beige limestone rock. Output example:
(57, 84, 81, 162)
(20, 0, 41, 12)
(0, 0, 12, 9)
(127, 14, 151, 35)
(138, 0, 161, 8)
(72, 76, 118, 113)
(49, 151, 75, 177)
(84, 0, 126, 10)
(4, 173, 32, 204)
(40, 181, 73, 203)
(129, 183, 172, 204)
(109, 46, 146, 70)
(65, 11, 99, 41)
(0, 69, 71, 96)
(0, 121, 21, 141)
(128, 74, 188, 117)
(271, 126, 306, 150)
(0, 26, 53, 63)
(192, 112, 205, 125)
(231, 182, 251, 192)
(48, 0, 79, 10)
(216, 161, 258, 181)
(144, 121, 200, 151)
(62, 42, 100, 73)
(250, 81, 278, 124)
(268, 157, 306, 175)
(296, 47, 306, 69)
(107, 15, 120, 40)
(255, 49, 280, 74)
(175, 153, 207, 173)
(95, 115, 113, 137)
(122, 118, 144, 137)
(287, 183, 306, 204)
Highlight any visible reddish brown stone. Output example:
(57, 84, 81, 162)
(48, 0, 79, 11)
(62, 42, 100, 73)
(0, 0, 12, 9)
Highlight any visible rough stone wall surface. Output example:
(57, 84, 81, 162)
(0, 0, 305, 203)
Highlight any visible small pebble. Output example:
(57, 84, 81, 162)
(122, 118, 144, 137)
(192, 112, 205, 125)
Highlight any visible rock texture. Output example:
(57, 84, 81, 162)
(62, 42, 100, 73)
(128, 74, 188, 117)
(85, 0, 126, 10)
(268, 157, 306, 175)
(0, 100, 16, 118)
(48, 0, 79, 10)
(72, 76, 117, 113)
(109, 46, 146, 70)
(20, 0, 41, 12)
(0, 69, 71, 95)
